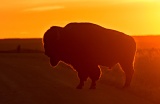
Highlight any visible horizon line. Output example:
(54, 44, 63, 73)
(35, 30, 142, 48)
(1, 35, 160, 40)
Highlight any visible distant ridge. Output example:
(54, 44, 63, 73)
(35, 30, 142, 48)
(0, 49, 43, 53)
(0, 36, 160, 53)
(0, 38, 42, 40)
(0, 38, 44, 53)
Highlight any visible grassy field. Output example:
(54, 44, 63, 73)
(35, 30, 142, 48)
(0, 36, 160, 104)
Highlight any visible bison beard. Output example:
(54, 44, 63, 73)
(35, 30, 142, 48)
(43, 22, 136, 89)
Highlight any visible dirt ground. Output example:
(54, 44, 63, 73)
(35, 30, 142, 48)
(0, 53, 155, 104)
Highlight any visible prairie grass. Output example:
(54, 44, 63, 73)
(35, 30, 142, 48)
(1, 36, 160, 103)
(98, 48, 160, 103)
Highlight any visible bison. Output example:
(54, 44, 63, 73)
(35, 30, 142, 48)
(43, 22, 136, 89)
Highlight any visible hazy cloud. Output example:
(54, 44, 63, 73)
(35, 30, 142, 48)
(1, 0, 160, 9)
(24, 6, 64, 12)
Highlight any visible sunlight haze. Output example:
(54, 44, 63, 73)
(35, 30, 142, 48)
(1, 0, 160, 38)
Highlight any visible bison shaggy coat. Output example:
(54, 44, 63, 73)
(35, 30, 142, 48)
(43, 22, 136, 89)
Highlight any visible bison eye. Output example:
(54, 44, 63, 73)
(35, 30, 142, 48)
(44, 44, 53, 57)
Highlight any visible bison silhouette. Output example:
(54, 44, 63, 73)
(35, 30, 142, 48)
(43, 22, 136, 89)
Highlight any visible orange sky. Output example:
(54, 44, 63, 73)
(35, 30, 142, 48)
(1, 0, 160, 38)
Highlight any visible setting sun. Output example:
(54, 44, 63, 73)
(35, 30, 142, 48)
(1, 0, 160, 38)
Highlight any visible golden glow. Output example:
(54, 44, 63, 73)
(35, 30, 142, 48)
(1, 0, 160, 38)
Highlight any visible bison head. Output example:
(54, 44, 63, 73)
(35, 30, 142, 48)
(43, 26, 63, 67)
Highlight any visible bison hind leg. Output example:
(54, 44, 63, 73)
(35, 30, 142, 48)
(119, 61, 134, 88)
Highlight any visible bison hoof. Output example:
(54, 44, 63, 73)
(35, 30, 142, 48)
(122, 85, 130, 89)
(123, 82, 131, 88)
(89, 86, 96, 89)
(76, 85, 83, 89)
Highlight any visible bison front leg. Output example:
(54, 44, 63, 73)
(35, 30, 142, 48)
(90, 80, 96, 89)
(76, 80, 85, 89)
(89, 67, 101, 89)
(76, 72, 88, 89)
